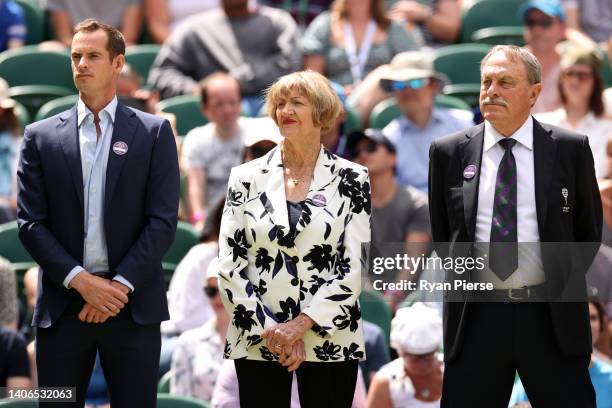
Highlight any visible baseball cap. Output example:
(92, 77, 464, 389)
(520, 0, 565, 22)
(346, 128, 396, 155)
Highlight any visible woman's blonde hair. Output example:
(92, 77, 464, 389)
(265, 71, 343, 132)
(331, 0, 391, 30)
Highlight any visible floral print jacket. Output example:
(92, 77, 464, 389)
(218, 145, 371, 362)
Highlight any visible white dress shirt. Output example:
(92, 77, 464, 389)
(473, 116, 545, 289)
(63, 97, 134, 292)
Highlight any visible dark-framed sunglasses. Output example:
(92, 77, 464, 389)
(350, 141, 378, 158)
(525, 17, 553, 28)
(380, 78, 430, 93)
(203, 286, 219, 298)
(562, 70, 593, 82)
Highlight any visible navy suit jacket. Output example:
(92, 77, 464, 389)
(17, 102, 179, 328)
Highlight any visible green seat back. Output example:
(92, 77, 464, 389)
(34, 94, 79, 121)
(461, 0, 528, 43)
(471, 26, 525, 46)
(126, 44, 161, 82)
(0, 221, 33, 264)
(162, 221, 199, 285)
(433, 43, 492, 86)
(15, 0, 44, 45)
(156, 95, 208, 136)
(156, 394, 210, 408)
(0, 399, 39, 407)
(9, 84, 74, 120)
(157, 371, 172, 393)
(14, 99, 31, 127)
(0, 46, 75, 90)
(359, 289, 392, 346)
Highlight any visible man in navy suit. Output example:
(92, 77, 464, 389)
(17, 19, 179, 407)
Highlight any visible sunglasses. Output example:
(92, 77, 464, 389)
(525, 17, 553, 28)
(381, 78, 430, 93)
(350, 141, 378, 158)
(563, 70, 593, 82)
(203, 286, 219, 298)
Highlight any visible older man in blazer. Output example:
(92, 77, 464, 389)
(429, 45, 602, 407)
(17, 19, 179, 407)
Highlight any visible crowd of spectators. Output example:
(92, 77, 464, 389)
(1, 0, 612, 406)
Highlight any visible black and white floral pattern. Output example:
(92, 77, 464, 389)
(217, 145, 371, 362)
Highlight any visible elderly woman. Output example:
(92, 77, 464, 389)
(536, 46, 612, 179)
(301, 0, 422, 91)
(368, 303, 443, 408)
(218, 70, 371, 407)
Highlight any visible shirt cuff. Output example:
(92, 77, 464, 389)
(64, 266, 85, 289)
(113, 275, 135, 292)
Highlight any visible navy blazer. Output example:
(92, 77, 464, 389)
(17, 102, 179, 328)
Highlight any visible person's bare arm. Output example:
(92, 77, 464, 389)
(367, 375, 393, 408)
(391, 0, 461, 43)
(6, 377, 32, 389)
(303, 54, 326, 74)
(51, 10, 73, 46)
(120, 4, 143, 46)
(186, 167, 207, 229)
(144, 0, 170, 44)
(7, 38, 25, 49)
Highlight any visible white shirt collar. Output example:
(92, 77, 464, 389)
(77, 96, 118, 127)
(484, 115, 533, 152)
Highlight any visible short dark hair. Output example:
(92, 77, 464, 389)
(73, 18, 126, 60)
(588, 294, 606, 334)
(198, 72, 240, 108)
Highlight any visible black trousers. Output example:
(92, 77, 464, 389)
(234, 358, 359, 408)
(36, 295, 161, 408)
(441, 302, 595, 408)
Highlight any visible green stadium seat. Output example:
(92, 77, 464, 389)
(157, 371, 172, 393)
(156, 95, 208, 136)
(126, 44, 161, 82)
(0, 46, 75, 90)
(0, 399, 39, 407)
(162, 221, 199, 286)
(8, 85, 74, 120)
(460, 0, 528, 43)
(360, 289, 392, 346)
(0, 221, 34, 265)
(471, 26, 525, 46)
(15, 0, 44, 45)
(369, 95, 472, 129)
(34, 94, 79, 121)
(13, 99, 31, 127)
(600, 47, 612, 88)
(344, 106, 362, 132)
(156, 394, 210, 408)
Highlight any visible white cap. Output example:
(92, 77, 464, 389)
(390, 303, 443, 355)
(243, 118, 283, 147)
(205, 257, 220, 280)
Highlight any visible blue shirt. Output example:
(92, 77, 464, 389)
(509, 360, 612, 408)
(63, 97, 134, 292)
(382, 107, 473, 192)
(0, 0, 26, 52)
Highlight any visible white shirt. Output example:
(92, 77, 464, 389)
(535, 109, 612, 179)
(473, 117, 545, 289)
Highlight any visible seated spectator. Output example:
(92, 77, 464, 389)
(0, 78, 21, 223)
(321, 82, 349, 157)
(0, 327, 31, 395)
(361, 320, 391, 389)
(563, 0, 612, 44)
(211, 359, 368, 407)
(260, 0, 333, 32)
(520, 0, 566, 113)
(368, 303, 443, 407)
(379, 51, 473, 192)
(301, 0, 422, 93)
(148, 0, 300, 114)
(509, 297, 612, 408)
(0, 257, 18, 331)
(170, 258, 227, 401)
(46, 0, 142, 47)
(116, 63, 160, 114)
(0, 0, 26, 52)
(536, 46, 612, 179)
(388, 0, 461, 48)
(144, 0, 219, 44)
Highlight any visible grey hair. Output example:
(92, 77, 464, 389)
(480, 45, 542, 85)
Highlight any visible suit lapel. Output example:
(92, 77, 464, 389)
(532, 118, 556, 239)
(461, 124, 485, 242)
(294, 146, 338, 237)
(254, 147, 291, 233)
(104, 103, 137, 213)
(57, 106, 84, 210)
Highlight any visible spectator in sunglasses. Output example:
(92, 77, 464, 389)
(170, 257, 229, 401)
(520, 0, 567, 113)
(535, 46, 612, 179)
(378, 51, 473, 192)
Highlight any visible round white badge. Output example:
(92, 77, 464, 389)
(113, 141, 128, 156)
